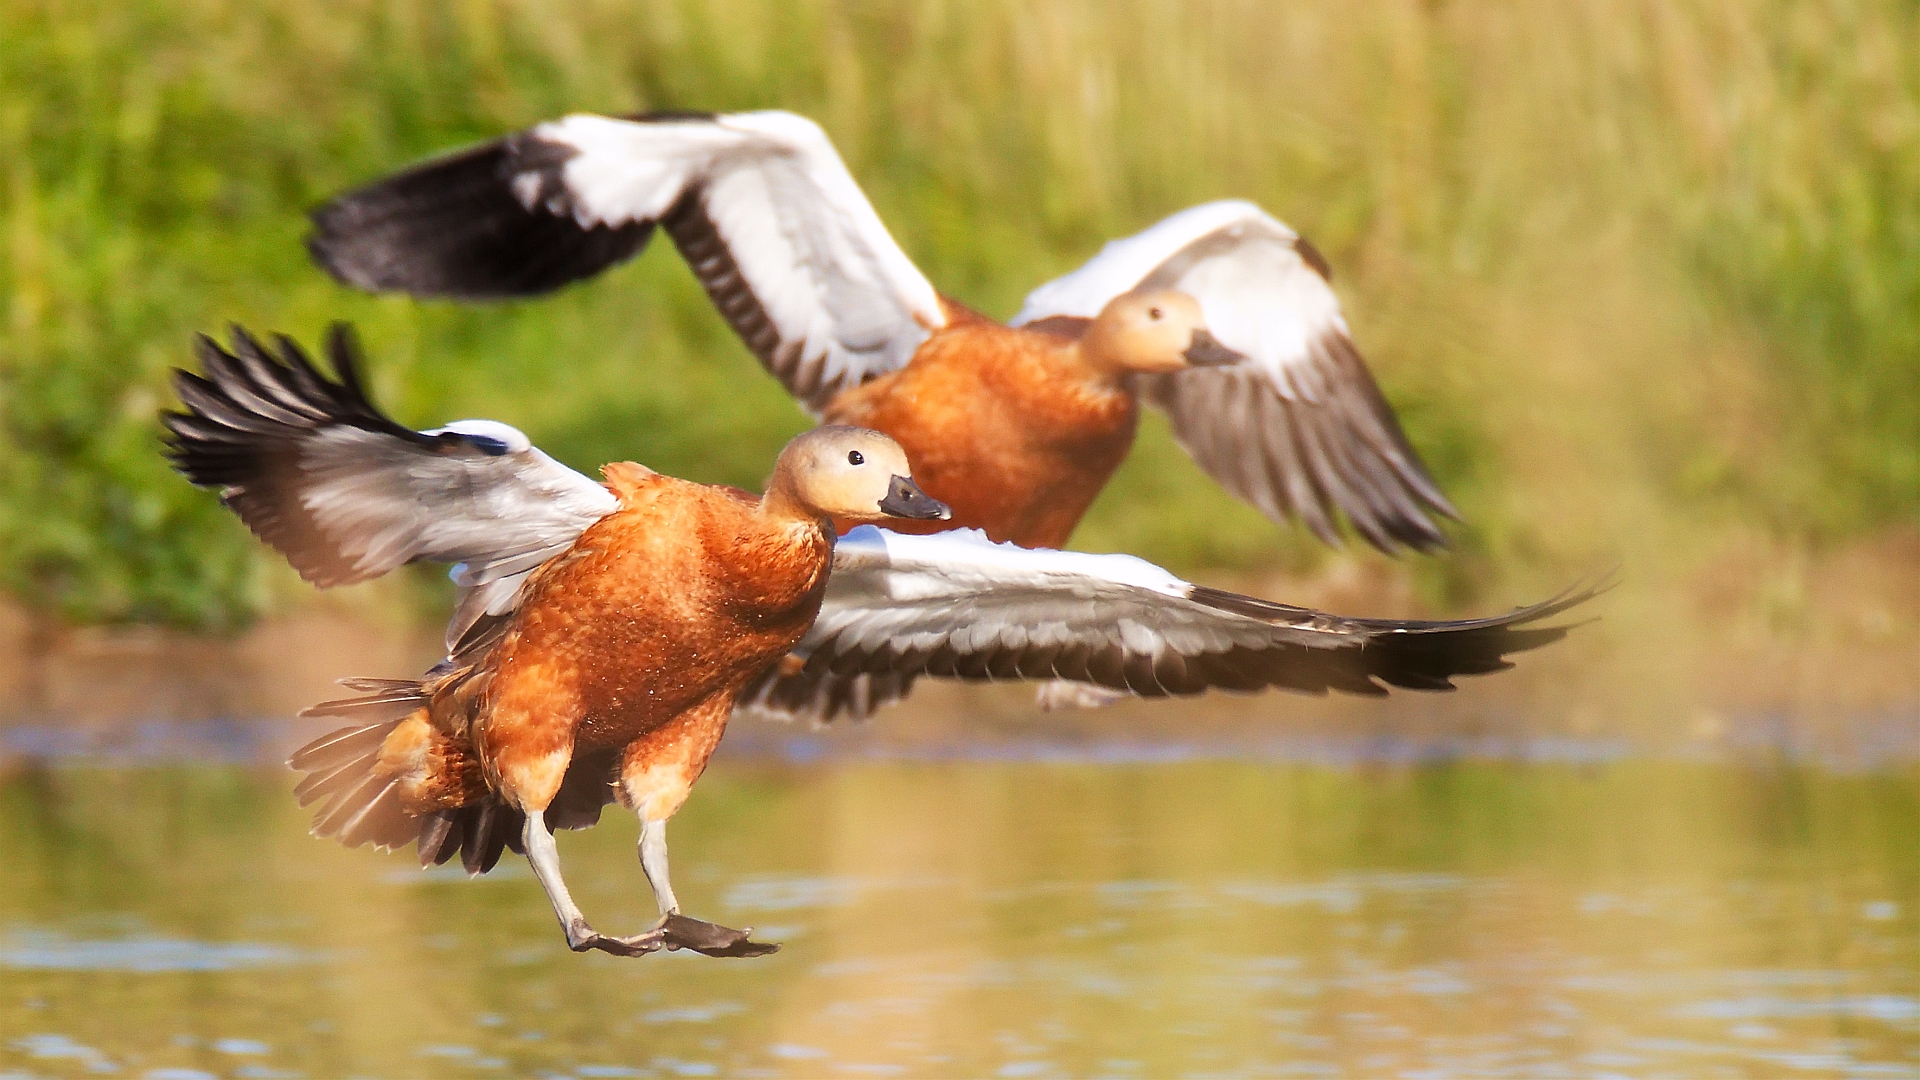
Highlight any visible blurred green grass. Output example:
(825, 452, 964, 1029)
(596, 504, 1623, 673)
(2, 0, 1915, 629)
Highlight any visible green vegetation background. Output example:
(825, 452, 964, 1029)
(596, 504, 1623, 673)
(2, 0, 1916, 630)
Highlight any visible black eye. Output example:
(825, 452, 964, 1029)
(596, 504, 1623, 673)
(1148, 307, 1163, 320)
(847, 450, 864, 466)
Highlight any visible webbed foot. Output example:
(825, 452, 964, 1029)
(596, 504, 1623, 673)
(564, 918, 665, 958)
(658, 912, 780, 958)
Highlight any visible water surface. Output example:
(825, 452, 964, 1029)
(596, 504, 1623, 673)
(1, 752, 1915, 1078)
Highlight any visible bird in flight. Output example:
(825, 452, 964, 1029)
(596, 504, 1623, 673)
(309, 110, 1458, 553)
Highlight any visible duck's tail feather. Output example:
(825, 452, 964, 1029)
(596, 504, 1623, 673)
(290, 717, 422, 852)
(406, 802, 525, 873)
(291, 679, 523, 872)
(451, 800, 526, 874)
(298, 678, 431, 721)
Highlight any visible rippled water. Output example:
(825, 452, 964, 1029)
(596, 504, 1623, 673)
(0, 741, 1915, 1078)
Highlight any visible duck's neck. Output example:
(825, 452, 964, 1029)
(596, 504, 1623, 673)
(755, 481, 819, 531)
(1054, 337, 1132, 389)
(720, 492, 835, 618)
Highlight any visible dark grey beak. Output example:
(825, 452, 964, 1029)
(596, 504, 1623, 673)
(1182, 329, 1246, 368)
(878, 475, 951, 520)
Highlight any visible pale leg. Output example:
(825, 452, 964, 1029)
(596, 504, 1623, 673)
(617, 695, 778, 958)
(632, 815, 780, 958)
(523, 810, 665, 957)
(640, 817, 679, 916)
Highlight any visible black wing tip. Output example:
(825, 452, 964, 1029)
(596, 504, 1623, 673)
(305, 225, 374, 294)
(1398, 567, 1619, 636)
(1149, 356, 1460, 559)
(1184, 567, 1612, 697)
(1292, 331, 1462, 556)
(161, 322, 407, 485)
(306, 128, 655, 300)
(1502, 566, 1620, 627)
(320, 321, 370, 398)
(1186, 585, 1315, 624)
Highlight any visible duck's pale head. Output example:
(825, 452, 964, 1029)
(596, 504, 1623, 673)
(1084, 289, 1246, 375)
(769, 426, 950, 524)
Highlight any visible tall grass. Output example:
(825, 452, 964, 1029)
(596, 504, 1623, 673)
(2, 0, 1915, 629)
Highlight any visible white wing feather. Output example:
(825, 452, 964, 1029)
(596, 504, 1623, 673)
(1015, 200, 1343, 398)
(165, 328, 618, 657)
(535, 111, 946, 411)
(735, 527, 1597, 724)
(1013, 201, 1455, 550)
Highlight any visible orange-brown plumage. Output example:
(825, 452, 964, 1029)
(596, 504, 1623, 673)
(259, 412, 949, 957)
(826, 295, 1215, 549)
(170, 329, 950, 958)
(433, 463, 831, 822)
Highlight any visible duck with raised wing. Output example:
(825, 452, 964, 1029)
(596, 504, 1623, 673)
(165, 325, 1596, 957)
(308, 111, 1457, 552)
(166, 325, 948, 959)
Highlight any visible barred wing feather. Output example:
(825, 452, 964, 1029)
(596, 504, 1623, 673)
(737, 527, 1602, 724)
(1015, 201, 1457, 552)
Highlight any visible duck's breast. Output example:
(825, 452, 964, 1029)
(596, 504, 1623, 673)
(478, 479, 817, 759)
(828, 322, 1136, 547)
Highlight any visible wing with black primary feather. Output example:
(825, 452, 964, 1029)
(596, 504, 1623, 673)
(1014, 200, 1458, 553)
(307, 137, 658, 299)
(309, 110, 946, 415)
(736, 527, 1606, 724)
(163, 323, 616, 590)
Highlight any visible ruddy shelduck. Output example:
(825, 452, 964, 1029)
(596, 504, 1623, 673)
(167, 325, 948, 957)
(309, 111, 1458, 552)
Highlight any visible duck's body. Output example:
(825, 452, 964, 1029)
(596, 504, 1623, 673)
(299, 463, 840, 957)
(825, 304, 1132, 547)
(355, 467, 826, 838)
(434, 464, 831, 828)
(166, 326, 950, 958)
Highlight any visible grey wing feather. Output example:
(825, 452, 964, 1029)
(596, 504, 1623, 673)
(1014, 200, 1457, 553)
(163, 324, 616, 590)
(737, 528, 1604, 724)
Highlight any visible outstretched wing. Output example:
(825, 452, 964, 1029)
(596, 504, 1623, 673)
(736, 527, 1604, 724)
(309, 110, 946, 415)
(1014, 200, 1457, 553)
(163, 324, 616, 626)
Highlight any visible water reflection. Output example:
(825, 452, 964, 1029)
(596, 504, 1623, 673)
(0, 931, 311, 973)
(0, 756, 1914, 1078)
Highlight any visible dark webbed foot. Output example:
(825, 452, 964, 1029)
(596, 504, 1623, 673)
(564, 918, 665, 957)
(658, 913, 780, 958)
(561, 915, 777, 959)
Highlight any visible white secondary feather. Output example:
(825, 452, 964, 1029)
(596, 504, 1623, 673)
(171, 329, 627, 653)
(532, 111, 946, 411)
(832, 525, 1191, 599)
(285, 422, 617, 658)
(806, 527, 1278, 663)
(1012, 200, 1343, 396)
